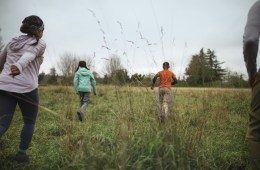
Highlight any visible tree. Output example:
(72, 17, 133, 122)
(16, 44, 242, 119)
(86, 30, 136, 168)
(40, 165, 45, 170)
(223, 70, 249, 88)
(115, 69, 130, 85)
(105, 54, 123, 76)
(104, 54, 130, 84)
(57, 53, 94, 85)
(205, 49, 226, 81)
(48, 67, 58, 85)
(185, 48, 226, 86)
(103, 74, 110, 84)
(142, 73, 154, 87)
(185, 49, 207, 86)
(58, 53, 79, 80)
(130, 73, 145, 86)
(131, 73, 145, 82)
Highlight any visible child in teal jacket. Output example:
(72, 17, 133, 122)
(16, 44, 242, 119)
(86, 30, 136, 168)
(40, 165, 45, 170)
(73, 61, 97, 121)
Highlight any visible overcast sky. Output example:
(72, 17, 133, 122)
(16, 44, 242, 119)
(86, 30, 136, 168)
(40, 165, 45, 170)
(0, 0, 258, 77)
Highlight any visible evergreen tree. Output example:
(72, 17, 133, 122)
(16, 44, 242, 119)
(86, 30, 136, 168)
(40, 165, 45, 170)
(185, 48, 226, 86)
(205, 49, 226, 81)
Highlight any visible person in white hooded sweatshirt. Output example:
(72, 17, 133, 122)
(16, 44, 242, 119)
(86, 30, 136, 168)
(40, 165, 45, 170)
(0, 15, 46, 163)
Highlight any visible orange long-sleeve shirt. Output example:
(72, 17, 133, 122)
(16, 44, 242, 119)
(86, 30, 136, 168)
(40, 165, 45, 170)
(156, 69, 176, 88)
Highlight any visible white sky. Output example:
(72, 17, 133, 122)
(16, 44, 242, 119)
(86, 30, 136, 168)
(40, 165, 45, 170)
(0, 0, 258, 78)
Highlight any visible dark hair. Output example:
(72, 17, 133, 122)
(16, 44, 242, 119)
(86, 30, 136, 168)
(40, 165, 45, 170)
(163, 62, 170, 69)
(75, 61, 89, 72)
(20, 15, 44, 45)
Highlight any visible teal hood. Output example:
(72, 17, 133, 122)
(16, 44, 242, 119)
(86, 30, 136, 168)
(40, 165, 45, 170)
(73, 68, 96, 93)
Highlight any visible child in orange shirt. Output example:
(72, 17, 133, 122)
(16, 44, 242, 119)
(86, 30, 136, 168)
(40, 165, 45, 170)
(151, 62, 177, 123)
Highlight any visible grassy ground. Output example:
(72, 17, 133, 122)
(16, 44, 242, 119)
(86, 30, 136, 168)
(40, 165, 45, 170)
(0, 85, 251, 170)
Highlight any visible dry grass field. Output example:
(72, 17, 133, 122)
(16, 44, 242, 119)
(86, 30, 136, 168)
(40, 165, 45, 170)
(0, 85, 251, 170)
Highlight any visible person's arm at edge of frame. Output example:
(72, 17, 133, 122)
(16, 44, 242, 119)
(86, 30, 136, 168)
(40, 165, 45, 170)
(151, 74, 159, 90)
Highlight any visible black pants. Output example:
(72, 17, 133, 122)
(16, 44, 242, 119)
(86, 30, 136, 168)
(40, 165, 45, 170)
(0, 89, 38, 150)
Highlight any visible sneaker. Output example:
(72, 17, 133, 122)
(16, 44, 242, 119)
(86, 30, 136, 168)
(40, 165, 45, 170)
(14, 152, 29, 163)
(77, 112, 83, 121)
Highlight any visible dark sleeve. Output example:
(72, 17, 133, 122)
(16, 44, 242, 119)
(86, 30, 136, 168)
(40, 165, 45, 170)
(152, 74, 159, 86)
(243, 1, 260, 86)
(171, 72, 177, 85)
(172, 78, 178, 85)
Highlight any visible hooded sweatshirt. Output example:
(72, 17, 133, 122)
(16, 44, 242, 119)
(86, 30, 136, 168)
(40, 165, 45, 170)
(0, 35, 46, 93)
(73, 67, 97, 93)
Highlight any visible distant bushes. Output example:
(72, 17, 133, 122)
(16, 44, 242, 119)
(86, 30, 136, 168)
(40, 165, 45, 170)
(39, 71, 249, 88)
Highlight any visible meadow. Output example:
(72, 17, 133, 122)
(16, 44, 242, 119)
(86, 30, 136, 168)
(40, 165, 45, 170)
(0, 85, 251, 170)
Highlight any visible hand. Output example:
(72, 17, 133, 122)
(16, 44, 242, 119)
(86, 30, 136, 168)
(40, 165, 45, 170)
(94, 92, 97, 96)
(9, 65, 20, 78)
(171, 78, 178, 85)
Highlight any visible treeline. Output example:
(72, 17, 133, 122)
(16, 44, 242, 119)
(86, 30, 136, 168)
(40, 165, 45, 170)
(0, 28, 249, 88)
(39, 69, 248, 88)
(38, 49, 249, 88)
(184, 48, 249, 87)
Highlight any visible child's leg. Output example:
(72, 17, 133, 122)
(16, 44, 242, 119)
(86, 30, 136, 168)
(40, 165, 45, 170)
(0, 91, 17, 138)
(79, 92, 90, 114)
(77, 92, 90, 121)
(159, 88, 165, 122)
(163, 88, 171, 119)
(17, 89, 38, 151)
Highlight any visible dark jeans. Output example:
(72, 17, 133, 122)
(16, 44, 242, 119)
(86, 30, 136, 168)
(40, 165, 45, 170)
(0, 89, 38, 150)
(247, 72, 260, 170)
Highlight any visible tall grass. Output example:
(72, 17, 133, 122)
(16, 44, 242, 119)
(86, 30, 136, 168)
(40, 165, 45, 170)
(0, 86, 250, 169)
